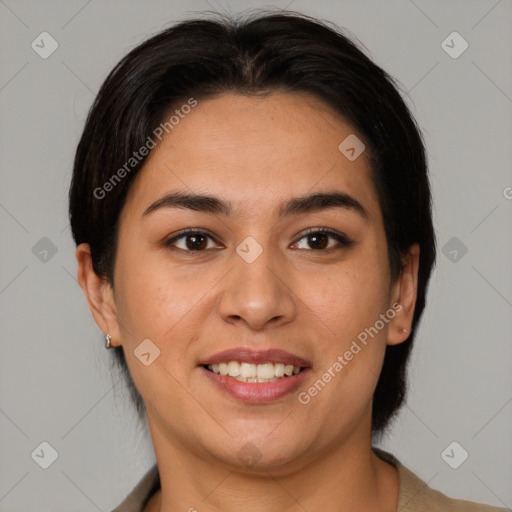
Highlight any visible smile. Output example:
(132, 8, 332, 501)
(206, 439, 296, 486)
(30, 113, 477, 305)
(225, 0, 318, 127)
(205, 361, 302, 383)
(198, 347, 311, 402)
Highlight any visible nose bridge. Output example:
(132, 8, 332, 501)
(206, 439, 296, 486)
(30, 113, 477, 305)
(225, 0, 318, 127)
(218, 235, 297, 330)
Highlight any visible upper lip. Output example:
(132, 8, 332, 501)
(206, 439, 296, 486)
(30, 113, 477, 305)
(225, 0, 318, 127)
(198, 348, 312, 368)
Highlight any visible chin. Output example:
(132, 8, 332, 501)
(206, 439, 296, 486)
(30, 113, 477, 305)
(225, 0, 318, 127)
(200, 431, 311, 473)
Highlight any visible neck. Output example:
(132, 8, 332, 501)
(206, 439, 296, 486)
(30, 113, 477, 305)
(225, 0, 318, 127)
(146, 415, 399, 512)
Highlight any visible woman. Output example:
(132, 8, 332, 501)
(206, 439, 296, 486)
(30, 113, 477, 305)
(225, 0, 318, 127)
(69, 11, 506, 512)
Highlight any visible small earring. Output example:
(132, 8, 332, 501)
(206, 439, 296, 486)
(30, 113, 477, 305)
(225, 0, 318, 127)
(105, 333, 113, 349)
(401, 328, 408, 333)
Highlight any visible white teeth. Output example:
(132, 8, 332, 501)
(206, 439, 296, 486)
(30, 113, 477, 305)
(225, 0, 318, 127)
(257, 363, 275, 379)
(240, 362, 257, 378)
(206, 361, 303, 382)
(227, 361, 240, 377)
(274, 363, 285, 377)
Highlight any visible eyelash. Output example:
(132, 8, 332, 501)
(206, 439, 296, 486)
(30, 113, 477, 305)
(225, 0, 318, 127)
(164, 227, 354, 254)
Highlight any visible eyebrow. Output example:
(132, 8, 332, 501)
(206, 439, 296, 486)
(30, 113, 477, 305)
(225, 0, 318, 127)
(142, 190, 369, 221)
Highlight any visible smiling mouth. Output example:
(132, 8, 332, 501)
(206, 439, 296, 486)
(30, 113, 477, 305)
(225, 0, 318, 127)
(203, 361, 305, 383)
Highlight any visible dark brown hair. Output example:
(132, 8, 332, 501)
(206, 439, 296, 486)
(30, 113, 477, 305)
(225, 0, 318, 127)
(69, 10, 436, 437)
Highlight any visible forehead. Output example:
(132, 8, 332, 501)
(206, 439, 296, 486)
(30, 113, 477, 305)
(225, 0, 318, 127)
(124, 92, 381, 222)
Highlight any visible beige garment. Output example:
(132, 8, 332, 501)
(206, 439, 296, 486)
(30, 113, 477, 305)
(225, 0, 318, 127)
(111, 448, 509, 511)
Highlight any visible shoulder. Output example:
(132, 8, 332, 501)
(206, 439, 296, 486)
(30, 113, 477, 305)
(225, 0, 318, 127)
(396, 462, 507, 511)
(373, 447, 508, 512)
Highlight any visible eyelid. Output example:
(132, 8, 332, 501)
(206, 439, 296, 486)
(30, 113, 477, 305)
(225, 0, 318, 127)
(292, 226, 354, 250)
(164, 226, 353, 252)
(164, 228, 221, 248)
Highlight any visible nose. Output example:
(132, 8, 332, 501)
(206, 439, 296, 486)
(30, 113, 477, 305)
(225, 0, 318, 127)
(217, 245, 297, 331)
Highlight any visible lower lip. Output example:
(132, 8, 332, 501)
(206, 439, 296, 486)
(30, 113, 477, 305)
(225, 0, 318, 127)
(200, 367, 310, 403)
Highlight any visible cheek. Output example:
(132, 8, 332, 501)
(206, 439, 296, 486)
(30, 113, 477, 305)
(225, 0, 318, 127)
(306, 257, 390, 340)
(302, 245, 391, 400)
(113, 244, 217, 347)
(112, 254, 201, 416)
(300, 269, 390, 420)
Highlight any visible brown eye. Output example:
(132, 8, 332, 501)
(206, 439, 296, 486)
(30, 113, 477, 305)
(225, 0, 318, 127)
(306, 232, 329, 250)
(293, 229, 353, 251)
(165, 229, 219, 251)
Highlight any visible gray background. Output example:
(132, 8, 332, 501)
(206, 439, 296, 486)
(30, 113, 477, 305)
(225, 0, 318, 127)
(1, 0, 511, 510)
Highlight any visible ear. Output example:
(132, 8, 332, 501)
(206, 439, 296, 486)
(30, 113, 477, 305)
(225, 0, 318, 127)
(75, 243, 122, 347)
(387, 243, 420, 346)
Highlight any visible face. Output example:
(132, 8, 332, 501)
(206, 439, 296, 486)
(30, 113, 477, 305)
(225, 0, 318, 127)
(80, 92, 416, 474)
